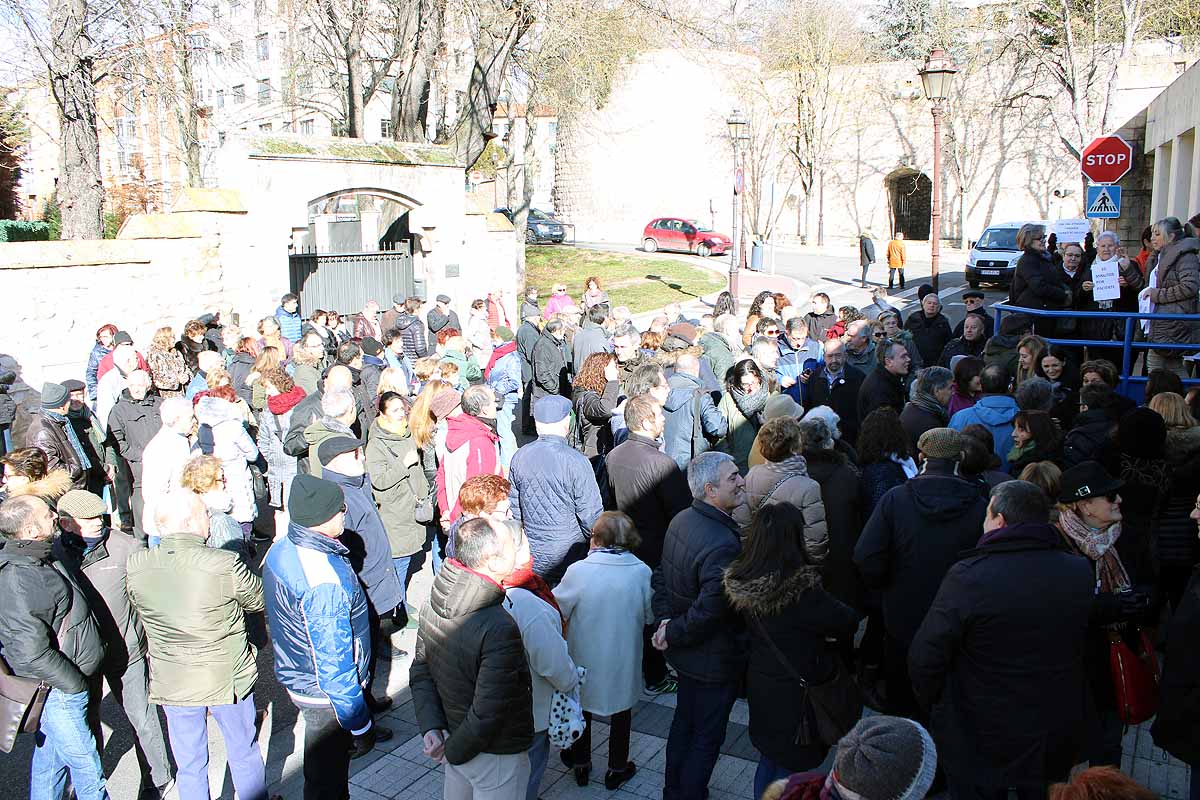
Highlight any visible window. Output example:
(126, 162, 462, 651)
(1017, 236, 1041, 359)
(256, 33, 269, 61)
(214, 48, 225, 67)
(232, 84, 245, 104)
(297, 73, 312, 95)
(187, 33, 207, 50)
(231, 41, 243, 62)
(216, 89, 225, 109)
(299, 118, 314, 135)
(548, 121, 558, 138)
(257, 79, 270, 105)
(380, 118, 392, 139)
(116, 116, 139, 176)
(259, 122, 272, 132)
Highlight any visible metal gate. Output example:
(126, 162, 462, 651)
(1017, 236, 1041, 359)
(288, 242, 415, 316)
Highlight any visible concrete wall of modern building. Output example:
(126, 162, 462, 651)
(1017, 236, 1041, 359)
(1145, 59, 1200, 223)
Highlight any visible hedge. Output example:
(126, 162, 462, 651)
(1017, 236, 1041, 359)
(0, 220, 51, 243)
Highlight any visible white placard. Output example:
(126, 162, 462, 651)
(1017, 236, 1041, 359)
(1052, 218, 1091, 244)
(1091, 258, 1121, 302)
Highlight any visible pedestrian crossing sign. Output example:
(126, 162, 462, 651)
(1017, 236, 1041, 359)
(1085, 185, 1121, 219)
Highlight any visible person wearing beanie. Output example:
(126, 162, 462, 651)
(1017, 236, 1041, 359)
(854, 426, 988, 719)
(263, 473, 388, 798)
(53, 489, 175, 797)
(911, 479, 1093, 795)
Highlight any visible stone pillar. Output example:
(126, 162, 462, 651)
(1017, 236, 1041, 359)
(1151, 142, 1172, 222)
(1190, 131, 1200, 220)
(313, 213, 337, 253)
(1167, 133, 1193, 220)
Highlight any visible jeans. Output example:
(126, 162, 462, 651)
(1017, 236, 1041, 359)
(30, 687, 110, 800)
(298, 705, 352, 800)
(753, 756, 793, 800)
(163, 693, 267, 800)
(87, 658, 173, 788)
(393, 555, 412, 607)
(0, 424, 11, 456)
(525, 731, 550, 800)
(663, 676, 739, 800)
(497, 401, 518, 468)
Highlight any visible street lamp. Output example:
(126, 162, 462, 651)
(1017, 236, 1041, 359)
(918, 47, 957, 293)
(727, 110, 750, 305)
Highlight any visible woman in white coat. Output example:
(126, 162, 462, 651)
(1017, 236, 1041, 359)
(554, 511, 653, 791)
(194, 388, 260, 539)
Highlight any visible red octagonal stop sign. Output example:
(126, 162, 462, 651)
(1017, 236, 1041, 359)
(1082, 135, 1133, 184)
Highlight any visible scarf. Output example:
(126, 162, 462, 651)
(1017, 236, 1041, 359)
(910, 391, 949, 425)
(888, 453, 918, 478)
(730, 384, 769, 425)
(45, 409, 91, 470)
(1057, 506, 1129, 593)
(505, 555, 566, 633)
(376, 416, 409, 437)
(1007, 439, 1036, 464)
(267, 385, 307, 415)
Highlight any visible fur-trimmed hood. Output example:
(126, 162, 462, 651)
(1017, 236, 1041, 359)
(723, 566, 822, 617)
(653, 344, 704, 368)
(7, 468, 72, 502)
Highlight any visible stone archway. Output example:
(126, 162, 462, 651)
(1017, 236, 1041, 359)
(303, 186, 423, 254)
(885, 168, 932, 240)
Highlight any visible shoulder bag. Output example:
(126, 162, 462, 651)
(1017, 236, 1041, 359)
(749, 613, 862, 747)
(1109, 626, 1160, 725)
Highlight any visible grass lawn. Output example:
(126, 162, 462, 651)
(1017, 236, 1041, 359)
(524, 245, 727, 315)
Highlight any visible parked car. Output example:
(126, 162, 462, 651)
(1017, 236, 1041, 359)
(494, 207, 567, 244)
(642, 217, 730, 257)
(965, 219, 1049, 289)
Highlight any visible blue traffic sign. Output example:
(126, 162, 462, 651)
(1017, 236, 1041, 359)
(1085, 185, 1121, 219)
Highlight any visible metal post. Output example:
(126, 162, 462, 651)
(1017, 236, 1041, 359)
(729, 141, 740, 305)
(930, 102, 944, 292)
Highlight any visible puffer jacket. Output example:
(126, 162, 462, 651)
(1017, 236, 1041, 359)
(106, 391, 164, 482)
(724, 566, 860, 770)
(572, 380, 619, 458)
(275, 305, 304, 343)
(663, 371, 727, 469)
(487, 348, 522, 408)
(436, 414, 501, 525)
(652, 500, 746, 682)
(24, 409, 87, 488)
(741, 456, 829, 563)
(605, 432, 691, 568)
(699, 332, 737, 387)
(53, 529, 146, 668)
(1158, 427, 1200, 566)
(1147, 236, 1200, 345)
(395, 313, 431, 360)
(905, 311, 954, 367)
(263, 522, 373, 733)
(509, 434, 604, 584)
(366, 419, 430, 557)
(126, 533, 263, 705)
(324, 468, 403, 615)
(86, 342, 112, 401)
(948, 394, 1020, 470)
(0, 538, 105, 693)
(410, 559, 533, 765)
(258, 394, 303, 508)
(195, 395, 259, 523)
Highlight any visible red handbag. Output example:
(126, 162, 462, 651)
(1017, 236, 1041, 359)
(1108, 628, 1160, 725)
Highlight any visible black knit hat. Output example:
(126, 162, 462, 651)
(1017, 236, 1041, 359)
(288, 474, 345, 528)
(1117, 407, 1167, 460)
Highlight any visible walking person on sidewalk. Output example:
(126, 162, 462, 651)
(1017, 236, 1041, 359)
(859, 230, 877, 287)
(887, 231, 907, 290)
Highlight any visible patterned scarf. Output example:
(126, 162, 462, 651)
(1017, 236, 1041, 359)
(1057, 505, 1129, 593)
(45, 409, 91, 471)
(910, 390, 949, 425)
(730, 384, 769, 426)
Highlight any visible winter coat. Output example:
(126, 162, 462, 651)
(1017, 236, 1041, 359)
(291, 362, 322, 397)
(1007, 433, 1064, 475)
(572, 380, 619, 458)
(1061, 409, 1117, 470)
(859, 235, 876, 267)
(982, 333, 1021, 382)
(1157, 427, 1200, 567)
(436, 414, 501, 524)
(662, 372, 727, 469)
(1010, 249, 1071, 313)
(410, 559, 534, 764)
(258, 403, 301, 508)
(0, 539, 105, 694)
(228, 352, 256, 406)
(195, 395, 259, 523)
(1152, 565, 1200, 764)
(953, 309, 995, 339)
(263, 523, 373, 733)
(106, 392, 164, 483)
(1147, 236, 1200, 345)
(806, 311, 837, 343)
(905, 311, 953, 367)
(718, 390, 767, 474)
(324, 468, 404, 615)
(652, 500, 746, 683)
(844, 341, 876, 376)
(937, 335, 987, 367)
(509, 434, 604, 584)
(900, 400, 949, 458)
(699, 332, 738, 387)
(464, 315, 494, 365)
(24, 409, 87, 489)
(53, 529, 146, 668)
(487, 348, 522, 408)
(140, 427, 195, 538)
(908, 523, 1093, 790)
(352, 313, 383, 342)
(605, 432, 691, 569)
(860, 459, 908, 512)
(857, 367, 906, 422)
(516, 320, 541, 384)
(366, 420, 430, 558)
(742, 457, 829, 563)
(519, 299, 540, 322)
(146, 346, 189, 397)
(854, 464, 989, 646)
(442, 348, 483, 386)
(555, 550, 653, 715)
(531, 330, 569, 402)
(126, 534, 263, 705)
(802, 446, 863, 609)
(949, 394, 1020, 470)
(502, 588, 577, 733)
(275, 305, 304, 343)
(427, 307, 462, 342)
(776, 336, 823, 396)
(303, 415, 355, 478)
(86, 343, 111, 400)
(571, 321, 610, 375)
(724, 566, 861, 771)
(804, 364, 865, 446)
(176, 336, 216, 378)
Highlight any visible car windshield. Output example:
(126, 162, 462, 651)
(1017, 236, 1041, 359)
(976, 228, 1019, 251)
(688, 220, 713, 232)
(529, 209, 556, 221)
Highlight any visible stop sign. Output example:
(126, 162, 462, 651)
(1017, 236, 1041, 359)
(1081, 135, 1133, 184)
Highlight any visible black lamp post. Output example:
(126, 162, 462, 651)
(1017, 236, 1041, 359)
(918, 47, 957, 293)
(727, 110, 749, 304)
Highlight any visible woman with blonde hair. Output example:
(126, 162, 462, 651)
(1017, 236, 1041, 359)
(376, 367, 409, 399)
(1010, 222, 1071, 336)
(1016, 334, 1048, 387)
(179, 454, 246, 556)
(246, 346, 282, 412)
(410, 378, 452, 571)
(146, 326, 189, 397)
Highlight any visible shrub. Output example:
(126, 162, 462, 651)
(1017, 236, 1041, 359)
(0, 220, 51, 242)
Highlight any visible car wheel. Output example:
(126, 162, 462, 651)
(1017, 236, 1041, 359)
(525, 228, 537, 244)
(968, 280, 980, 289)
(643, 238, 658, 253)
(697, 243, 711, 257)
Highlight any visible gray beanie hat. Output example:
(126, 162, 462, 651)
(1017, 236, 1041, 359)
(832, 716, 937, 800)
(41, 382, 70, 409)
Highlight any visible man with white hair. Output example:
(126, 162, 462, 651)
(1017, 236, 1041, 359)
(127, 490, 267, 800)
(185, 350, 223, 400)
(96, 342, 141, 434)
(843, 319, 877, 375)
(140, 396, 196, 546)
(651, 451, 746, 800)
(1079, 231, 1143, 353)
(107, 370, 163, 541)
(303, 387, 358, 478)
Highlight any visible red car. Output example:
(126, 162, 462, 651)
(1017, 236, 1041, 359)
(642, 217, 730, 257)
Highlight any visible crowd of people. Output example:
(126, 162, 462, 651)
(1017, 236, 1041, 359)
(0, 214, 1198, 800)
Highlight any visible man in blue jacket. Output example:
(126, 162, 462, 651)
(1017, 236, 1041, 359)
(948, 364, 1021, 469)
(274, 293, 303, 343)
(776, 317, 823, 404)
(263, 474, 390, 799)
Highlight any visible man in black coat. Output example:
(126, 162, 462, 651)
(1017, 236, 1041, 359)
(515, 313, 541, 435)
(530, 320, 569, 405)
(106, 371, 163, 541)
(1061, 382, 1119, 470)
(410, 517, 533, 794)
(427, 294, 462, 343)
(24, 382, 88, 489)
(804, 292, 837, 342)
(803, 338, 864, 445)
(952, 291, 994, 338)
(909, 480, 1093, 797)
(859, 232, 876, 286)
(857, 339, 910, 423)
(899, 367, 953, 458)
(905, 293, 954, 367)
(854, 427, 988, 718)
(651, 451, 746, 800)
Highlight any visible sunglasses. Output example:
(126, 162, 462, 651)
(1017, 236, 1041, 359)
(764, 328, 780, 336)
(873, 331, 886, 339)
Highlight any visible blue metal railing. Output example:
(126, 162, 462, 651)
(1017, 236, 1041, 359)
(991, 303, 1200, 401)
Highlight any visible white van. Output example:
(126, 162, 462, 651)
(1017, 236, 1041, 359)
(965, 220, 1049, 289)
